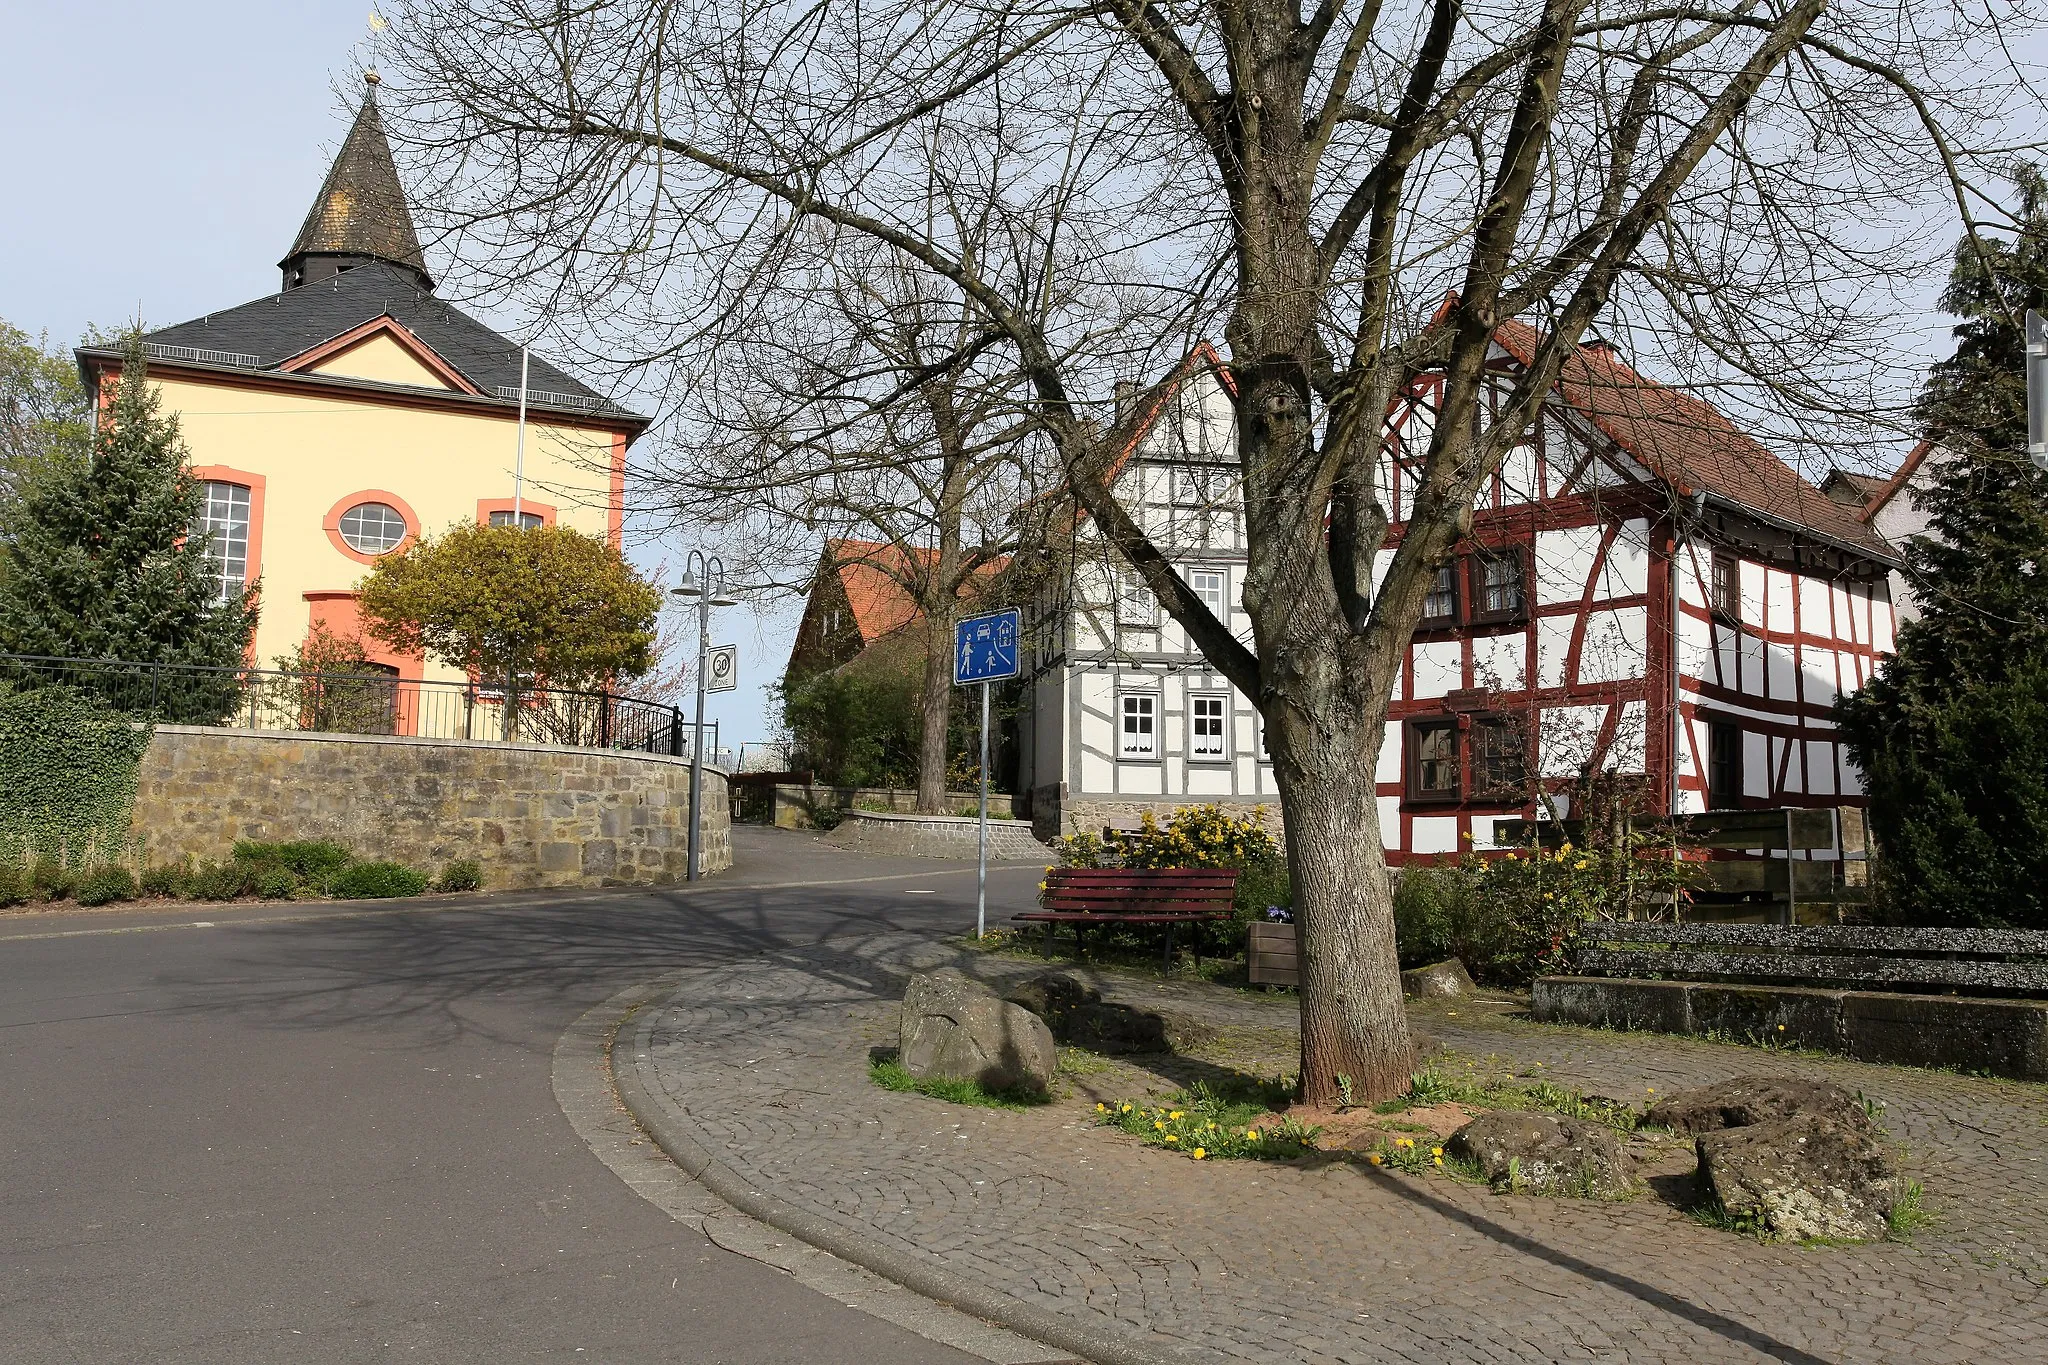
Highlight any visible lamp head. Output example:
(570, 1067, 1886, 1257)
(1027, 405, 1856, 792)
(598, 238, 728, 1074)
(671, 569, 703, 598)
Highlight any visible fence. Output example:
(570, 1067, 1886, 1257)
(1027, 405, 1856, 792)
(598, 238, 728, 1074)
(0, 653, 718, 759)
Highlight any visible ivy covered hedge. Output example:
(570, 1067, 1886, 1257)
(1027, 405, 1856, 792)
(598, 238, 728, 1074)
(0, 684, 154, 868)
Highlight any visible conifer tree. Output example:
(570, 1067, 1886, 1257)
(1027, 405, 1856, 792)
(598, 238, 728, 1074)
(1836, 166, 2048, 928)
(0, 341, 255, 679)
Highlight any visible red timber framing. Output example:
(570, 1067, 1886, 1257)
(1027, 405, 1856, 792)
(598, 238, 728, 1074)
(1374, 353, 1897, 864)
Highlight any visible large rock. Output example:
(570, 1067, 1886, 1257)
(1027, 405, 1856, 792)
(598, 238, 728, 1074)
(1696, 1113, 1899, 1242)
(899, 969, 1058, 1094)
(1001, 972, 1209, 1054)
(1644, 1076, 1874, 1137)
(1445, 1110, 1635, 1199)
(1402, 958, 1476, 998)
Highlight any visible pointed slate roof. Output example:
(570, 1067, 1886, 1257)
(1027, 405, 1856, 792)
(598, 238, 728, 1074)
(280, 78, 432, 291)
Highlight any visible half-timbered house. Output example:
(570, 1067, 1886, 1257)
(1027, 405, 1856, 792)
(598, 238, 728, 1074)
(1014, 333, 1904, 859)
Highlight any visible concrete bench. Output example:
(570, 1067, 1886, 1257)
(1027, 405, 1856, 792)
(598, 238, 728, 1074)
(1535, 922, 2048, 1079)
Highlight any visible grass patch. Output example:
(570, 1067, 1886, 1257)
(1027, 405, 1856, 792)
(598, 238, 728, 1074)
(1057, 1046, 1117, 1077)
(867, 1058, 1050, 1110)
(1392, 1059, 1641, 1132)
(1687, 1195, 1772, 1240)
(1887, 1179, 1933, 1241)
(1096, 1089, 1321, 1161)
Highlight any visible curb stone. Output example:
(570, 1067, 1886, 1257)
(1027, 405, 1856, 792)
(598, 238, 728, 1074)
(610, 988, 1231, 1365)
(553, 975, 1071, 1365)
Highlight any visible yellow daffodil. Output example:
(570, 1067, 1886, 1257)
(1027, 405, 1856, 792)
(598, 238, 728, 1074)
(1431, 1147, 1443, 1157)
(1433, 1156, 1444, 1167)
(1120, 1103, 1133, 1113)
(1369, 1153, 1383, 1166)
(1192, 1148, 1207, 1159)
(1164, 1134, 1178, 1143)
(1246, 1129, 1260, 1140)
(1096, 1103, 1107, 1112)
(1155, 1120, 1167, 1131)
(1169, 1110, 1184, 1120)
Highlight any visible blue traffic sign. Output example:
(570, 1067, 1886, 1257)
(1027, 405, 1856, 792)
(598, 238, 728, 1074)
(954, 608, 1022, 685)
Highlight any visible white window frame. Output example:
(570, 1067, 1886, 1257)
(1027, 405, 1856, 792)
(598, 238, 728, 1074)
(1188, 567, 1228, 621)
(1117, 571, 1158, 627)
(488, 509, 545, 530)
(1188, 693, 1229, 761)
(195, 481, 251, 601)
(1118, 692, 1159, 758)
(338, 501, 409, 555)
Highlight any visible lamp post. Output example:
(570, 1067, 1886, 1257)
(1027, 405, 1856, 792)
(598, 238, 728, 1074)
(671, 551, 736, 881)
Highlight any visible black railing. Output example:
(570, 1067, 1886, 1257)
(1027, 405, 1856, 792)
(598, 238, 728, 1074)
(0, 654, 718, 760)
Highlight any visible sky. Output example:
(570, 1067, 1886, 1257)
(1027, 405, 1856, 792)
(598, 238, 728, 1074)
(0, 2, 2037, 754)
(0, 0, 791, 750)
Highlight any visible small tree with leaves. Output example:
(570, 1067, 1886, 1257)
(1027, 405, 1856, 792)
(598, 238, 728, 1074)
(1836, 166, 2048, 930)
(357, 521, 660, 739)
(0, 342, 254, 717)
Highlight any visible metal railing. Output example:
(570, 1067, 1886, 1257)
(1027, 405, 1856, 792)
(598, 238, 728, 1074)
(0, 654, 717, 760)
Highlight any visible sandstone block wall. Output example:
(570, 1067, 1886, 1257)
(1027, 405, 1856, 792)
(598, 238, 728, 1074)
(131, 726, 730, 889)
(825, 810, 1048, 862)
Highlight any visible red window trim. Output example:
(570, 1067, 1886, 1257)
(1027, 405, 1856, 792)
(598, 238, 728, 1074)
(323, 489, 422, 565)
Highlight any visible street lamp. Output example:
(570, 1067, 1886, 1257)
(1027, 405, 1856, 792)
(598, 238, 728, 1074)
(671, 550, 737, 881)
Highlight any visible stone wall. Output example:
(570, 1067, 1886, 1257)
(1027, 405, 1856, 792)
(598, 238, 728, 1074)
(762, 783, 1014, 829)
(1534, 977, 2048, 1081)
(824, 810, 1048, 862)
(1047, 796, 1285, 844)
(131, 726, 730, 889)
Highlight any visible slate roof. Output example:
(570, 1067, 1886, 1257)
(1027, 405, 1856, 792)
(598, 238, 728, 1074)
(1492, 320, 1897, 563)
(84, 262, 640, 423)
(283, 86, 430, 286)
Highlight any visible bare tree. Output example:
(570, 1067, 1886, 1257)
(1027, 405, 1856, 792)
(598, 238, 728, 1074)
(385, 0, 2032, 1103)
(680, 231, 1053, 811)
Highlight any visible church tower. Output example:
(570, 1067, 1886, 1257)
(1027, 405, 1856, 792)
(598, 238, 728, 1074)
(278, 74, 433, 293)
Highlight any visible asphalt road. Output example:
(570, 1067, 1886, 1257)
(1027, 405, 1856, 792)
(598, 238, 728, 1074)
(0, 827, 1048, 1364)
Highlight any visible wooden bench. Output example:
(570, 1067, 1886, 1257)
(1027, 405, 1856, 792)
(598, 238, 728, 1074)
(1575, 921, 2048, 995)
(1013, 867, 1238, 972)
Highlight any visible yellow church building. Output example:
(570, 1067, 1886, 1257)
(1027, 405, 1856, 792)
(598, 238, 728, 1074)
(76, 76, 647, 705)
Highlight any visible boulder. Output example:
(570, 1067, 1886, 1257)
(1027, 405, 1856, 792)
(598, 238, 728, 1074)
(1644, 1076, 1874, 1138)
(900, 969, 1058, 1094)
(1445, 1109, 1635, 1199)
(1001, 972, 1209, 1054)
(1696, 1113, 1898, 1242)
(1402, 958, 1476, 998)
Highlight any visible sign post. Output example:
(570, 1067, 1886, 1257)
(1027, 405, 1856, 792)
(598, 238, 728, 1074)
(953, 608, 1022, 938)
(2029, 310, 2048, 471)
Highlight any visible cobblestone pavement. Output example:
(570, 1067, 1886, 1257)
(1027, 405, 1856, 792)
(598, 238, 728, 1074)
(627, 935, 2048, 1365)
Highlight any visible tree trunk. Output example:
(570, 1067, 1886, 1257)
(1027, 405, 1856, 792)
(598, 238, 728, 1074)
(1271, 696, 1416, 1106)
(916, 607, 955, 812)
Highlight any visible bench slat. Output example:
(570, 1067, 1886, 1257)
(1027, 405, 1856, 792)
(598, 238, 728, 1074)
(1580, 947, 2048, 992)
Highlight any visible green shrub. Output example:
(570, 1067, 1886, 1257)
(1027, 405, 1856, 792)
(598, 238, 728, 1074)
(1393, 864, 1473, 969)
(435, 859, 482, 893)
(75, 867, 138, 907)
(139, 864, 184, 898)
(232, 839, 352, 883)
(329, 860, 429, 899)
(27, 859, 77, 902)
(186, 860, 254, 901)
(0, 686, 155, 871)
(253, 864, 299, 899)
(0, 864, 25, 908)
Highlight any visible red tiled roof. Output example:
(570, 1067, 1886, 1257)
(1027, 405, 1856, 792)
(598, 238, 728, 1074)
(824, 539, 1008, 644)
(1491, 320, 1897, 561)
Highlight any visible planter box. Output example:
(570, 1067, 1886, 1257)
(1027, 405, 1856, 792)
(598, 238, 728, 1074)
(1247, 921, 1298, 987)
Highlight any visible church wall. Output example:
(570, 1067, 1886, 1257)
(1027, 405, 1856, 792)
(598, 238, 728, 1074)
(147, 369, 622, 687)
